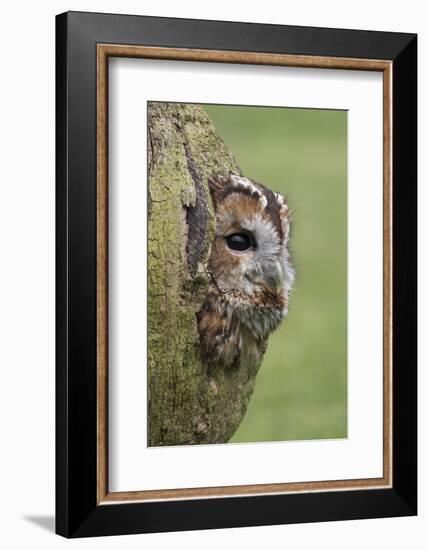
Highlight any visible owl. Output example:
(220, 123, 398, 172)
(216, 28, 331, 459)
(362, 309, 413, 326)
(197, 172, 294, 371)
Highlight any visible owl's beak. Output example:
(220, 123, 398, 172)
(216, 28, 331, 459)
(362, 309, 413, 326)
(253, 261, 284, 296)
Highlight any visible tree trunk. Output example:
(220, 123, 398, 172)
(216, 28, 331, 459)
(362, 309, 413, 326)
(148, 102, 258, 446)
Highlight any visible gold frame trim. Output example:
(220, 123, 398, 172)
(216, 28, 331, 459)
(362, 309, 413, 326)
(96, 44, 393, 505)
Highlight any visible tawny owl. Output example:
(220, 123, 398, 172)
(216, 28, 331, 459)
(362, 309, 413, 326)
(197, 172, 294, 371)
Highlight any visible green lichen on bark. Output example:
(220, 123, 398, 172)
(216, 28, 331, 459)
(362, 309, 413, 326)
(148, 102, 259, 446)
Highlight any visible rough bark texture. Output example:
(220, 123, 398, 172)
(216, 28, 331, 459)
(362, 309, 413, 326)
(148, 102, 259, 446)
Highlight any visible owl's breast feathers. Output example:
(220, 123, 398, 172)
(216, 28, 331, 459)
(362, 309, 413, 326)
(197, 285, 288, 369)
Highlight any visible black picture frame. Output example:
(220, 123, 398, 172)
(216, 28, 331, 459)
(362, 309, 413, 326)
(56, 10, 417, 538)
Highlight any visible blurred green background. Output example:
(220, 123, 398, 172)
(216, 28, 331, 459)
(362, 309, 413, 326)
(204, 104, 348, 443)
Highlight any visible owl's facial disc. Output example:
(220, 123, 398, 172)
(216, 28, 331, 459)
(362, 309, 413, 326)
(208, 173, 294, 306)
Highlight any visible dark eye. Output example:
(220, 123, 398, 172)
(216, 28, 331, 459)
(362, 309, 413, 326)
(225, 233, 254, 252)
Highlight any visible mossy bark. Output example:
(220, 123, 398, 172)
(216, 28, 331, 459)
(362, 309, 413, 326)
(148, 102, 258, 446)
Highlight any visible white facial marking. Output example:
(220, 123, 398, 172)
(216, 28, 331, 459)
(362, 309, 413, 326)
(259, 195, 268, 209)
(230, 174, 261, 196)
(241, 213, 281, 252)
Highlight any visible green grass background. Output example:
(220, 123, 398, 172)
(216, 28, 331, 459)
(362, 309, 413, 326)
(204, 104, 348, 443)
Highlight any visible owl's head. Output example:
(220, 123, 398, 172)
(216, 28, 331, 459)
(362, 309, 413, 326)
(207, 172, 294, 327)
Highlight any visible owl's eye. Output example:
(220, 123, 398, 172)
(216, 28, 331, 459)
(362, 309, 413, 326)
(225, 232, 254, 252)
